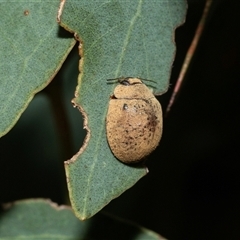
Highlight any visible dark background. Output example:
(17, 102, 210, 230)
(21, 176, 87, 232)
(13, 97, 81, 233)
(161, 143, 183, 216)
(1, 0, 240, 239)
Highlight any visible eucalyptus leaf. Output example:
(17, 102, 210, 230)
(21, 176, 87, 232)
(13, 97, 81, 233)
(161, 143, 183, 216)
(59, 0, 187, 219)
(0, 199, 166, 240)
(0, 0, 76, 137)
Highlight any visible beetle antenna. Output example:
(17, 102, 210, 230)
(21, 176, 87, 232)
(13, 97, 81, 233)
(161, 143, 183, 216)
(106, 77, 156, 85)
(139, 78, 156, 83)
(107, 77, 130, 82)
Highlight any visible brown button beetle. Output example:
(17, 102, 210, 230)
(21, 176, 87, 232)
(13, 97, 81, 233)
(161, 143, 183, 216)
(106, 77, 163, 164)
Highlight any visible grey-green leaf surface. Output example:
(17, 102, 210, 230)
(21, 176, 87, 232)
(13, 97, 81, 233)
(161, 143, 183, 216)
(60, 0, 187, 219)
(0, 0, 76, 137)
(0, 199, 166, 240)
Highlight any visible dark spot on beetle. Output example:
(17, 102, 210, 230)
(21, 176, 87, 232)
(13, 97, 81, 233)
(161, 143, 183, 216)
(123, 103, 128, 110)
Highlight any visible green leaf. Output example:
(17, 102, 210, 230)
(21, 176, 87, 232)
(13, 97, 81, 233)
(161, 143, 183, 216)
(59, 0, 187, 219)
(0, 0, 76, 137)
(0, 199, 166, 240)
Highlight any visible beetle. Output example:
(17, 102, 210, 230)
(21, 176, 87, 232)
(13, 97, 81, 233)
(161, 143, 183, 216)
(106, 77, 163, 163)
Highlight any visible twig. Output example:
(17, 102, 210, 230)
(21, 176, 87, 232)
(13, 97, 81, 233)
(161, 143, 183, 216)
(166, 0, 213, 114)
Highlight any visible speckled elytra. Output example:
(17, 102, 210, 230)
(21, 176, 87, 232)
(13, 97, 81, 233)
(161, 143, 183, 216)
(106, 77, 163, 164)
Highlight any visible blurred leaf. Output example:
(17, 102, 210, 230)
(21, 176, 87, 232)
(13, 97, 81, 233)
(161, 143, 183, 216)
(59, 0, 187, 219)
(0, 0, 76, 137)
(0, 199, 166, 240)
